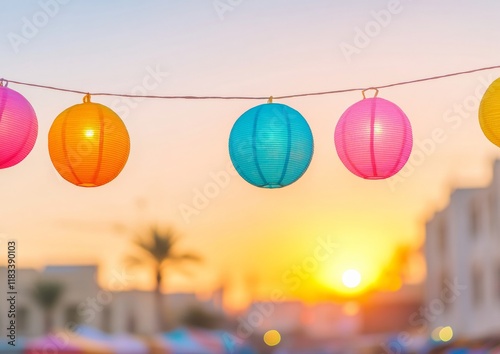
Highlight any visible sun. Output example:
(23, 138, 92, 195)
(342, 269, 362, 288)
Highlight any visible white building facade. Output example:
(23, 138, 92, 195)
(425, 160, 500, 339)
(0, 265, 220, 338)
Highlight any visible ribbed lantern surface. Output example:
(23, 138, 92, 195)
(335, 97, 412, 179)
(0, 86, 38, 169)
(479, 77, 500, 147)
(229, 103, 314, 188)
(48, 96, 130, 187)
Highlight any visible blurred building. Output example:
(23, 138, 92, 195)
(426, 160, 500, 339)
(0, 265, 221, 338)
(0, 265, 100, 338)
(360, 283, 423, 334)
(242, 300, 361, 340)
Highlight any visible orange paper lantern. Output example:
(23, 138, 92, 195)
(48, 94, 130, 187)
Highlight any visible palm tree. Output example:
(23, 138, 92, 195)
(126, 226, 200, 330)
(31, 281, 65, 334)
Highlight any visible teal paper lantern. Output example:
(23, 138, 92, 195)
(229, 102, 314, 188)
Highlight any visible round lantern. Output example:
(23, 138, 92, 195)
(48, 94, 130, 187)
(479, 77, 500, 147)
(229, 100, 314, 188)
(334, 91, 412, 179)
(0, 80, 38, 169)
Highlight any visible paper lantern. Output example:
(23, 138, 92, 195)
(228, 100, 314, 188)
(335, 93, 412, 179)
(48, 94, 130, 187)
(0, 81, 38, 169)
(479, 77, 500, 147)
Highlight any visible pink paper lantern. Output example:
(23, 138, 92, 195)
(335, 96, 412, 179)
(0, 82, 38, 169)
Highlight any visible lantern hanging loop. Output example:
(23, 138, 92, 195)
(362, 87, 379, 99)
(83, 93, 91, 103)
(267, 96, 273, 103)
(0, 78, 8, 87)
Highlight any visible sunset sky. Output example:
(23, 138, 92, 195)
(1, 0, 500, 309)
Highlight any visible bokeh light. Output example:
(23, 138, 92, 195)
(439, 326, 453, 342)
(263, 330, 281, 346)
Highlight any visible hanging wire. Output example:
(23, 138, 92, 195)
(3, 64, 500, 100)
